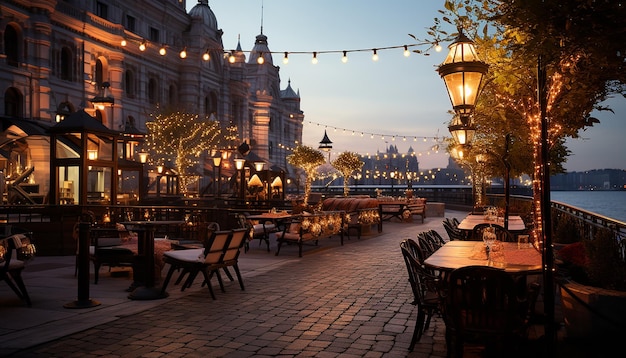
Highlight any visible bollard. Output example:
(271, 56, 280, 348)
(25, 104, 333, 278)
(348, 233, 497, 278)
(64, 222, 101, 308)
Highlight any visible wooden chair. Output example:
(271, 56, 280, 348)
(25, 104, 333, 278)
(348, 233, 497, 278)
(0, 234, 33, 306)
(400, 239, 442, 351)
(161, 229, 248, 299)
(441, 265, 540, 358)
(471, 223, 515, 242)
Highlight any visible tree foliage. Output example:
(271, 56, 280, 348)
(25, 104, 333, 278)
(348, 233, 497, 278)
(144, 109, 222, 194)
(287, 145, 325, 205)
(331, 151, 364, 197)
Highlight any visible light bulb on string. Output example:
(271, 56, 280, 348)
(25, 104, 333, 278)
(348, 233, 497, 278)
(283, 52, 289, 64)
(228, 51, 236, 63)
(203, 50, 210, 61)
(159, 45, 166, 56)
(121, 38, 127, 47)
(179, 48, 187, 59)
(312, 52, 318, 64)
(257, 52, 265, 64)
(342, 51, 348, 63)
(403, 45, 410, 57)
(139, 41, 146, 52)
(372, 49, 379, 61)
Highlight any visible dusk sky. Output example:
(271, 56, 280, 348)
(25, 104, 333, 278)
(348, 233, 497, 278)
(188, 0, 626, 172)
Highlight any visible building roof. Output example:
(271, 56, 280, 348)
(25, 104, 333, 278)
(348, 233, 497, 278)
(188, 0, 218, 30)
(281, 79, 299, 99)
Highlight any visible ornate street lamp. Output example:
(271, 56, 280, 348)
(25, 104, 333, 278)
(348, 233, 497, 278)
(234, 158, 246, 200)
(438, 29, 488, 143)
(318, 130, 333, 162)
(448, 114, 475, 146)
(438, 30, 488, 121)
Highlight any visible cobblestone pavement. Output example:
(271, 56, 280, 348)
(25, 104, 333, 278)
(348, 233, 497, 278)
(2, 212, 605, 357)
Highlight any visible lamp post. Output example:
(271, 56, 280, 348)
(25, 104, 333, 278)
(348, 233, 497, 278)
(234, 158, 246, 200)
(212, 151, 222, 197)
(90, 82, 115, 110)
(318, 130, 333, 162)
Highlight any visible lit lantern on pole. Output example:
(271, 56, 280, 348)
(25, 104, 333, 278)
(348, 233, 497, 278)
(438, 29, 488, 144)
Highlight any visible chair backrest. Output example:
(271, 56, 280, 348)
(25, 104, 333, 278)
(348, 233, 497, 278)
(443, 220, 465, 241)
(404, 238, 426, 264)
(426, 230, 447, 247)
(0, 234, 29, 271)
(400, 240, 440, 306)
(203, 230, 232, 264)
(417, 232, 437, 258)
(222, 228, 248, 262)
(471, 223, 515, 242)
(443, 266, 531, 337)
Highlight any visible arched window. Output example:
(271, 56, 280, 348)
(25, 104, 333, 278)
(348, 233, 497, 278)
(168, 84, 177, 107)
(60, 47, 73, 81)
(4, 24, 20, 67)
(95, 59, 104, 87)
(4, 87, 23, 117)
(148, 78, 158, 104)
(125, 69, 135, 98)
(206, 92, 218, 116)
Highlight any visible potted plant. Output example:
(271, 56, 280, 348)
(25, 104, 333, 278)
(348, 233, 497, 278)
(556, 226, 626, 340)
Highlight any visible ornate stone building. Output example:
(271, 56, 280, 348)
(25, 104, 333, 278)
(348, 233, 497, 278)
(0, 0, 303, 204)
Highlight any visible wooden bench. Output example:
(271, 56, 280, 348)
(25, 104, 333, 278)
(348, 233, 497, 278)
(275, 211, 344, 257)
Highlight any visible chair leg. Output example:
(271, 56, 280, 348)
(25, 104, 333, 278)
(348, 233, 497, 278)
(232, 264, 244, 291)
(410, 309, 426, 351)
(214, 270, 225, 292)
(160, 265, 177, 296)
(8, 270, 31, 307)
(200, 269, 216, 300)
(221, 267, 234, 281)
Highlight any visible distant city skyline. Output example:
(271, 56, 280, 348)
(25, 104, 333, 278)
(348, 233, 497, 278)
(189, 0, 626, 172)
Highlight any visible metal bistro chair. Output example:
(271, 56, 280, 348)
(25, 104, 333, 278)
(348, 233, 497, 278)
(441, 265, 540, 358)
(400, 239, 442, 352)
(0, 233, 35, 306)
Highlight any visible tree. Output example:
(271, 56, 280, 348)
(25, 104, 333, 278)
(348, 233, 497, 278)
(287, 145, 325, 205)
(332, 151, 364, 197)
(144, 109, 222, 195)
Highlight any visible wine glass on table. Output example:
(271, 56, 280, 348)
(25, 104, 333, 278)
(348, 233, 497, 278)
(482, 227, 496, 262)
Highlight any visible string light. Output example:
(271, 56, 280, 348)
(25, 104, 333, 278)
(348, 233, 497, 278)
(139, 41, 146, 52)
(304, 120, 444, 143)
(372, 49, 379, 61)
(228, 51, 236, 63)
(159, 45, 167, 56)
(312, 52, 318, 64)
(121, 38, 127, 47)
(202, 50, 210, 61)
(403, 45, 410, 57)
(257, 52, 265, 64)
(283, 52, 289, 64)
(179, 47, 187, 59)
(342, 51, 348, 63)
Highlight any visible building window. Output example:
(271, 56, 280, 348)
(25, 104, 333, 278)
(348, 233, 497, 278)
(168, 84, 177, 107)
(5, 87, 23, 117)
(125, 69, 136, 98)
(4, 24, 20, 67)
(149, 27, 160, 43)
(126, 15, 136, 32)
(95, 59, 104, 87)
(148, 78, 158, 104)
(60, 47, 73, 81)
(96, 2, 108, 20)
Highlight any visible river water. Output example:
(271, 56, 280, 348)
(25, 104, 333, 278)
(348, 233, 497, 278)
(550, 191, 626, 223)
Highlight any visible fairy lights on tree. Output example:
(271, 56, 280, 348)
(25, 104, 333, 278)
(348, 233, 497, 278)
(287, 145, 325, 205)
(144, 110, 222, 195)
(332, 151, 364, 197)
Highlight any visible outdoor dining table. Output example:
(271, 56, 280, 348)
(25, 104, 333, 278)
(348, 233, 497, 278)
(246, 212, 293, 232)
(457, 214, 526, 232)
(423, 240, 542, 274)
(120, 220, 185, 300)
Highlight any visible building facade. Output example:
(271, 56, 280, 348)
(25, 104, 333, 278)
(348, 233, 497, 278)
(0, 0, 303, 204)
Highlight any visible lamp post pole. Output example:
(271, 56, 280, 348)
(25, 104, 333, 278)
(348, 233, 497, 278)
(212, 152, 222, 198)
(234, 158, 246, 201)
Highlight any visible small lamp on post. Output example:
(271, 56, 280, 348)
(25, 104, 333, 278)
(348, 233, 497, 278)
(318, 130, 333, 162)
(90, 82, 115, 110)
(212, 151, 223, 197)
(234, 158, 246, 200)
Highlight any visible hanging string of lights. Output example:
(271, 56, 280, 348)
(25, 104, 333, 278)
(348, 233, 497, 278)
(119, 35, 443, 63)
(304, 120, 446, 143)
